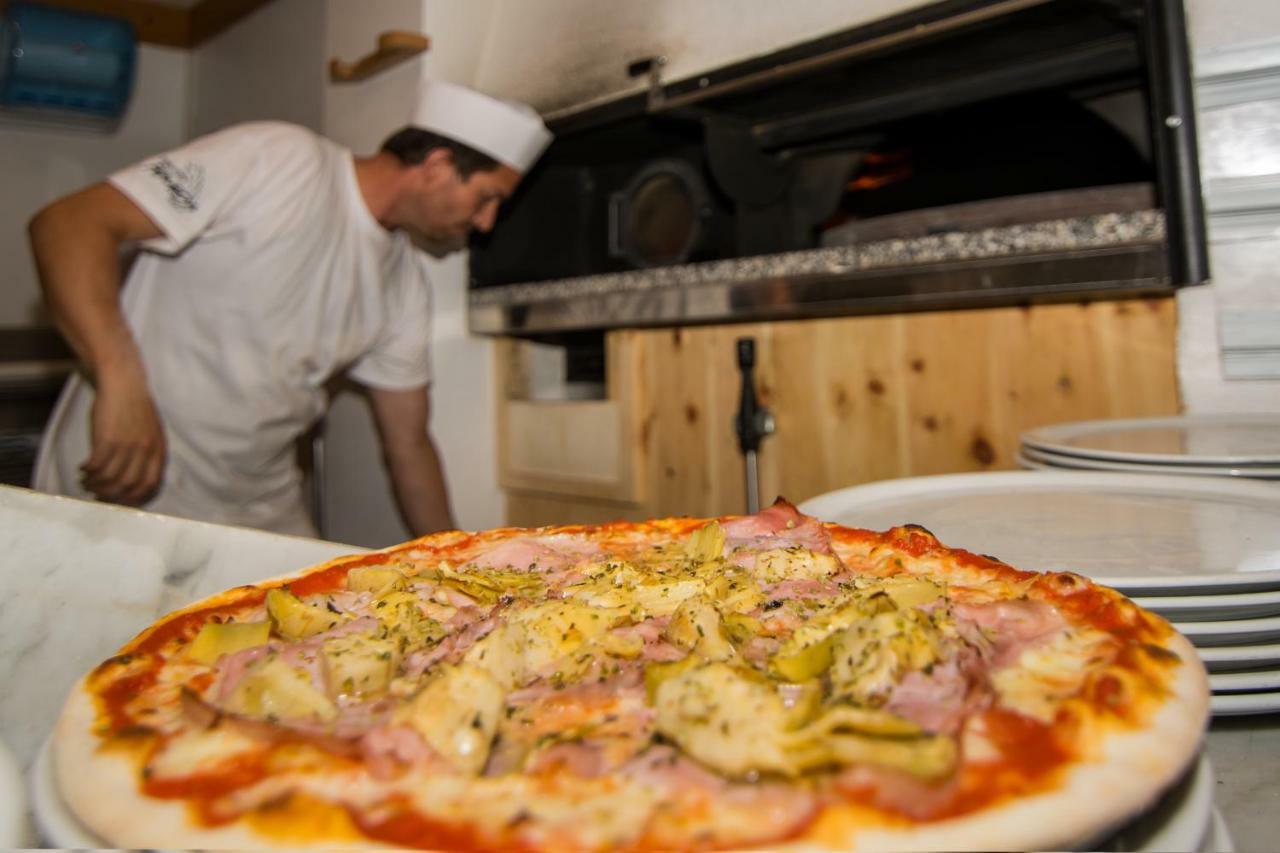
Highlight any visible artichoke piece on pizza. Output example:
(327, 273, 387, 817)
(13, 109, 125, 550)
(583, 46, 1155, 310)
(652, 661, 796, 776)
(396, 663, 505, 776)
(462, 622, 528, 690)
(878, 576, 946, 608)
(627, 577, 706, 618)
(705, 570, 766, 614)
(769, 593, 897, 681)
(372, 589, 446, 645)
(685, 520, 727, 565)
(665, 596, 736, 660)
(222, 653, 337, 722)
(747, 548, 842, 584)
(320, 632, 400, 699)
(439, 565, 546, 604)
(345, 565, 409, 595)
(828, 609, 946, 704)
(185, 620, 269, 666)
(510, 600, 627, 673)
(265, 587, 350, 641)
(652, 661, 954, 780)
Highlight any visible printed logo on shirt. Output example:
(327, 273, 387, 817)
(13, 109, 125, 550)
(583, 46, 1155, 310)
(149, 157, 205, 212)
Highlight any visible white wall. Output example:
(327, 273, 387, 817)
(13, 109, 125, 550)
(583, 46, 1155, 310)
(189, 0, 325, 136)
(0, 0, 325, 330)
(0, 45, 190, 327)
(1187, 0, 1280, 54)
(472, 0, 933, 117)
(320, 0, 506, 546)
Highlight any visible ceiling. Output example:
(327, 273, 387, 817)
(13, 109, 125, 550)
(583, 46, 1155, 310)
(17, 0, 280, 48)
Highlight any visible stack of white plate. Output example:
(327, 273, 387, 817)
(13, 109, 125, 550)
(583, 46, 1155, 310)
(800, 471, 1280, 718)
(1017, 414, 1280, 482)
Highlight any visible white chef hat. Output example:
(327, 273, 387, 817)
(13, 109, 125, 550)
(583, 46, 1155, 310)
(411, 79, 552, 173)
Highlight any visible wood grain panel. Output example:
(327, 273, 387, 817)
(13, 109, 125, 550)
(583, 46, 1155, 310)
(27, 0, 276, 47)
(501, 298, 1180, 527)
(642, 327, 723, 516)
(504, 493, 653, 529)
(496, 333, 647, 505)
(902, 308, 1009, 475)
(762, 313, 909, 506)
(189, 0, 276, 45)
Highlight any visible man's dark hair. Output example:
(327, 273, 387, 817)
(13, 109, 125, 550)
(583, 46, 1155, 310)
(380, 127, 500, 179)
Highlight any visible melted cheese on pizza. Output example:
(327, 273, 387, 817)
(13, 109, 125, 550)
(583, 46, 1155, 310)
(80, 501, 1185, 851)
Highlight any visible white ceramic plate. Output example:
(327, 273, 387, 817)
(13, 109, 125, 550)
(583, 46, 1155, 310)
(34, 733, 1215, 851)
(32, 737, 103, 848)
(1021, 414, 1280, 467)
(1133, 588, 1280, 621)
(799, 471, 1280, 594)
(1019, 445, 1280, 479)
(1210, 690, 1280, 716)
(1176, 615, 1280, 646)
(1209, 669, 1280, 693)
(1100, 753, 1213, 853)
(0, 737, 31, 847)
(1196, 643, 1280, 672)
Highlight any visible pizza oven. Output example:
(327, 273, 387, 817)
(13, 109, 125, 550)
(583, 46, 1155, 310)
(469, 0, 1206, 337)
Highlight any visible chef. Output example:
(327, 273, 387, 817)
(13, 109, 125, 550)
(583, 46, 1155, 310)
(28, 80, 552, 537)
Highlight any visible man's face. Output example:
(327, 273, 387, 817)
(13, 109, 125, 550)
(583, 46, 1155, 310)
(406, 153, 521, 253)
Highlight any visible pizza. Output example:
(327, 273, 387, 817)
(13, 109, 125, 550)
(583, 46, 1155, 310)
(53, 499, 1209, 850)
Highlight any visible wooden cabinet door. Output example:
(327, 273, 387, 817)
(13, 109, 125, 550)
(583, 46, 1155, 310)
(502, 298, 1180, 525)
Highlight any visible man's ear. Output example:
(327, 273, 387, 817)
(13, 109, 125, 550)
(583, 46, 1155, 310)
(421, 147, 457, 180)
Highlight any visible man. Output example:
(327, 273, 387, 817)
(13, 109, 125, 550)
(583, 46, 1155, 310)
(28, 81, 551, 537)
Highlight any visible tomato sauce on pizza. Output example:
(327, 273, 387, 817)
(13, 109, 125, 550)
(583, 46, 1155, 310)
(54, 500, 1209, 851)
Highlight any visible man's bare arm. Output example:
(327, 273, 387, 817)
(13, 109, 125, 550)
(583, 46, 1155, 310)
(29, 182, 167, 505)
(366, 384, 457, 535)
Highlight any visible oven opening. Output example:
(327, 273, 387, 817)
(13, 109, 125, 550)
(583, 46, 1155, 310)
(469, 0, 1204, 337)
(818, 88, 1154, 245)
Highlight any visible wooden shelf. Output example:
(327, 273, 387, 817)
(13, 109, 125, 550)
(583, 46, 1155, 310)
(329, 31, 430, 84)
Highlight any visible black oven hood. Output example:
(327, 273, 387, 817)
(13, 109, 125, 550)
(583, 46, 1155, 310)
(468, 0, 1206, 336)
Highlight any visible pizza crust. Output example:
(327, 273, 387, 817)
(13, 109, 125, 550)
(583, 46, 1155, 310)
(50, 514, 1212, 852)
(801, 631, 1210, 852)
(54, 632, 1209, 851)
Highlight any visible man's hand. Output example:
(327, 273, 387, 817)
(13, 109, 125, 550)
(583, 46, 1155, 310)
(82, 368, 167, 505)
(29, 182, 168, 506)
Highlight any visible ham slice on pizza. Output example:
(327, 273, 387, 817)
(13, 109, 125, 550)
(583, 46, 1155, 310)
(53, 500, 1209, 850)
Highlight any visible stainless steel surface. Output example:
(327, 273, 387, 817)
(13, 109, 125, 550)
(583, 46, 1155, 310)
(470, 243, 1170, 336)
(744, 450, 760, 515)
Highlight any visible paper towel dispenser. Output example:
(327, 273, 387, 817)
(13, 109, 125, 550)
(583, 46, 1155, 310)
(0, 2, 136, 130)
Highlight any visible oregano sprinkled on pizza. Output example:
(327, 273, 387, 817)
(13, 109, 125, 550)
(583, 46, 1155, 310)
(54, 500, 1209, 851)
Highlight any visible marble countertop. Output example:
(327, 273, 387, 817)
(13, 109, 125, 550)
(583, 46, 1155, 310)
(0, 484, 1271, 851)
(0, 486, 363, 772)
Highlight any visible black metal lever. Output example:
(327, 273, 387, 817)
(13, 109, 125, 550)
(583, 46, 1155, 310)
(734, 337, 775, 513)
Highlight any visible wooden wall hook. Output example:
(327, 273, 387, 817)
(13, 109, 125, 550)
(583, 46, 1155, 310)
(329, 30, 430, 83)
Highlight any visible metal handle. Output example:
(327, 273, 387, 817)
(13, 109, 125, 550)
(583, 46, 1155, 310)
(734, 337, 775, 513)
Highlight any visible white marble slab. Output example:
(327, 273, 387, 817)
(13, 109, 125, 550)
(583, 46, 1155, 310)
(2, 484, 1273, 853)
(0, 485, 366, 772)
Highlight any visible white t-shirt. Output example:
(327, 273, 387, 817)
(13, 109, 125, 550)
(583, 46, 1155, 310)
(34, 122, 433, 535)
